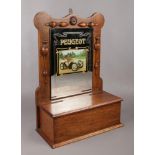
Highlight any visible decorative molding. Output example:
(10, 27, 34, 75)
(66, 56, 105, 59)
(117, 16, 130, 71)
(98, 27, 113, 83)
(94, 37, 100, 50)
(49, 21, 57, 28)
(70, 16, 77, 25)
(78, 22, 87, 27)
(94, 60, 100, 69)
(41, 41, 49, 84)
(88, 22, 98, 27)
(41, 47, 48, 56)
(42, 70, 48, 84)
(59, 22, 69, 27)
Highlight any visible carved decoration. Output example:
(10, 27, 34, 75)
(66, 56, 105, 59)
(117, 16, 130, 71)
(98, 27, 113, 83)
(78, 22, 88, 27)
(88, 22, 98, 27)
(41, 41, 49, 84)
(94, 37, 100, 50)
(70, 16, 77, 25)
(49, 21, 57, 28)
(42, 70, 48, 76)
(94, 61, 100, 69)
(59, 22, 69, 27)
(41, 46, 48, 56)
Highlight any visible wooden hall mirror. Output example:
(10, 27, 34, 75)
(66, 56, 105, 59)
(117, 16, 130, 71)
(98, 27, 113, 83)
(34, 10, 123, 148)
(50, 27, 93, 99)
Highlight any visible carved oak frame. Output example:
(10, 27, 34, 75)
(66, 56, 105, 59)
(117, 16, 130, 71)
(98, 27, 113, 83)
(34, 11, 105, 106)
(33, 12, 123, 148)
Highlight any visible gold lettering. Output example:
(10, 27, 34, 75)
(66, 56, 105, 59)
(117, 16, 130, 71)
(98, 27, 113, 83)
(82, 38, 86, 44)
(60, 38, 86, 45)
(60, 39, 65, 45)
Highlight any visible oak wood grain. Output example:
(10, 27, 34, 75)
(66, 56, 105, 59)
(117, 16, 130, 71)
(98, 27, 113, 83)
(42, 91, 122, 117)
(34, 11, 123, 148)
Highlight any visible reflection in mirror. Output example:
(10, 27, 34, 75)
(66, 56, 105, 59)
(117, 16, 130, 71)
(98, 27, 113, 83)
(51, 72, 92, 99)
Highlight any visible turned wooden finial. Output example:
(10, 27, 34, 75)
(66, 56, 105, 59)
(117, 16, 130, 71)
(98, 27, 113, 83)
(69, 8, 73, 15)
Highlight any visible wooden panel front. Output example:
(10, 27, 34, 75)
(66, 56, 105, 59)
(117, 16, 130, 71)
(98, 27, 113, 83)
(54, 102, 121, 143)
(40, 109, 54, 143)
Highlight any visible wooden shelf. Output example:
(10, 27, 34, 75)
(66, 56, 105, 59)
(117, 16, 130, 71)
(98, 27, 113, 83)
(41, 91, 122, 117)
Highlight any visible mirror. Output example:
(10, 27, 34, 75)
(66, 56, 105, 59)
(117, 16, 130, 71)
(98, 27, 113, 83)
(50, 28, 93, 99)
(51, 72, 92, 99)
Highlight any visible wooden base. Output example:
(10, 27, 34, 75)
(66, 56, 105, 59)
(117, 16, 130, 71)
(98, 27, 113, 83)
(37, 123, 123, 148)
(36, 91, 123, 148)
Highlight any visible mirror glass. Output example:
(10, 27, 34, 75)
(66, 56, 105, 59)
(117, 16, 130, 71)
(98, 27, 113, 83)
(50, 28, 93, 99)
